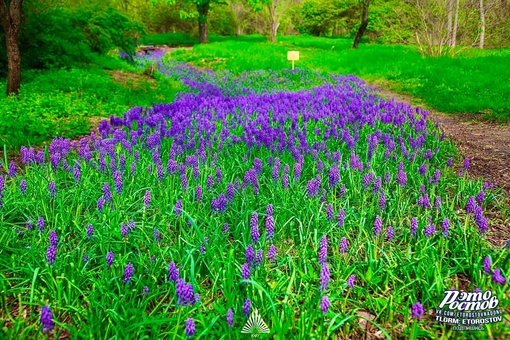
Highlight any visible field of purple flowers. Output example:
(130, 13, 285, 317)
(0, 54, 508, 339)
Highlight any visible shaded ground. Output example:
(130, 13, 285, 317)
(370, 81, 510, 247)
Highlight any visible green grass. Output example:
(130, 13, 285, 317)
(157, 34, 510, 121)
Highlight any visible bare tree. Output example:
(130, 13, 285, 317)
(0, 0, 23, 96)
(353, 0, 371, 49)
(447, 0, 454, 45)
(451, 0, 460, 48)
(479, 0, 485, 48)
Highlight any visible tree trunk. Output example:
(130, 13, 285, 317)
(196, 1, 210, 44)
(353, 0, 370, 49)
(0, 0, 23, 96)
(479, 0, 485, 48)
(451, 0, 460, 48)
(447, 0, 454, 46)
(267, 0, 279, 42)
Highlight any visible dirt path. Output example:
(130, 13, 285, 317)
(370, 82, 510, 247)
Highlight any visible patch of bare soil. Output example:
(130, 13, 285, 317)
(368, 81, 510, 247)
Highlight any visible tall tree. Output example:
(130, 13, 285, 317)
(353, 0, 371, 49)
(0, 0, 23, 96)
(196, 0, 210, 43)
(479, 0, 485, 48)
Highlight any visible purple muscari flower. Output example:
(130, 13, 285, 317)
(157, 164, 164, 182)
(86, 224, 94, 239)
(463, 158, 470, 170)
(128, 219, 135, 230)
(241, 262, 251, 280)
(48, 181, 56, 199)
(272, 158, 281, 182)
(206, 175, 214, 189)
(243, 299, 252, 318)
(418, 163, 427, 176)
(36, 151, 44, 164)
(83, 254, 89, 263)
(483, 256, 491, 274)
(441, 218, 449, 237)
(250, 212, 259, 243)
(40, 305, 54, 333)
(37, 216, 45, 233)
(180, 173, 188, 191)
(384, 171, 391, 183)
(326, 204, 333, 221)
(226, 183, 235, 202)
(379, 191, 386, 210)
(97, 196, 105, 213)
(424, 224, 436, 237)
(423, 194, 431, 209)
(420, 184, 426, 194)
(20, 180, 27, 195)
(216, 167, 223, 184)
(293, 162, 302, 181)
(226, 309, 234, 327)
(26, 218, 33, 231)
(318, 235, 328, 265)
(411, 302, 424, 320)
(46, 245, 57, 264)
(477, 216, 488, 234)
(340, 184, 346, 197)
(266, 204, 273, 217)
(222, 223, 229, 234)
(265, 215, 275, 240)
(49, 230, 58, 247)
(143, 286, 149, 295)
(434, 169, 441, 184)
(435, 196, 442, 210)
(153, 228, 161, 242)
(306, 178, 320, 197)
(446, 158, 453, 167)
(130, 161, 136, 176)
(121, 224, 128, 237)
(267, 244, 276, 261)
(474, 206, 483, 224)
(185, 318, 195, 338)
(113, 171, 123, 194)
(410, 217, 418, 236)
(256, 249, 263, 265)
(0, 174, 4, 194)
(492, 268, 506, 285)
(199, 243, 206, 255)
(106, 251, 114, 269)
(347, 274, 355, 288)
(466, 196, 476, 213)
(373, 216, 383, 236)
(320, 263, 330, 292)
(217, 193, 227, 213)
(483, 181, 494, 190)
(144, 190, 151, 208)
(282, 174, 289, 189)
(195, 185, 203, 202)
(167, 159, 177, 174)
(328, 163, 340, 188)
(174, 200, 183, 216)
(320, 296, 330, 314)
(317, 160, 324, 173)
(211, 197, 218, 212)
(8, 162, 16, 177)
(397, 169, 407, 187)
(176, 279, 195, 306)
(387, 226, 394, 241)
(73, 163, 81, 183)
(337, 209, 345, 227)
(254, 158, 262, 175)
(245, 245, 255, 263)
(339, 237, 348, 253)
(168, 262, 179, 281)
(362, 173, 372, 190)
(124, 262, 134, 283)
(476, 190, 485, 204)
(418, 196, 424, 208)
(373, 176, 382, 193)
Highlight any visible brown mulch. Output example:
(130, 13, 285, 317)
(370, 82, 510, 247)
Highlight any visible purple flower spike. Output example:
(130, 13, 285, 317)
(397, 169, 407, 187)
(121, 224, 128, 237)
(8, 162, 16, 178)
(185, 317, 195, 338)
(319, 235, 328, 264)
(446, 158, 453, 167)
(113, 171, 123, 194)
(20, 180, 27, 195)
(339, 237, 348, 253)
(476, 190, 485, 205)
(97, 196, 105, 213)
(463, 158, 470, 171)
(37, 217, 45, 233)
(483, 256, 491, 274)
(320, 296, 330, 314)
(46, 245, 57, 264)
(226, 309, 234, 327)
(441, 218, 449, 237)
(267, 244, 276, 261)
(250, 212, 259, 243)
(241, 263, 251, 280)
(326, 204, 333, 221)
(347, 274, 355, 288)
(411, 302, 424, 320)
(424, 224, 435, 237)
(379, 191, 386, 210)
(320, 263, 330, 292)
(124, 262, 134, 283)
(49, 230, 58, 247)
(337, 209, 345, 227)
(222, 223, 229, 234)
(144, 190, 151, 208)
(48, 181, 56, 199)
(245, 245, 255, 263)
(492, 268, 506, 285)
(168, 262, 179, 281)
(410, 217, 418, 236)
(195, 185, 203, 202)
(106, 251, 114, 269)
(373, 216, 382, 236)
(256, 249, 263, 265)
(243, 299, 251, 318)
(266, 215, 275, 240)
(466, 196, 476, 213)
(40, 305, 54, 333)
(387, 226, 394, 241)
(174, 200, 183, 216)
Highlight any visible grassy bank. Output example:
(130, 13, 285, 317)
(157, 34, 510, 121)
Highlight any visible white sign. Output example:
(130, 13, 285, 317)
(287, 51, 299, 61)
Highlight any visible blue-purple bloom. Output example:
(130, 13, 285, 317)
(245, 245, 255, 263)
(373, 216, 382, 236)
(124, 262, 134, 283)
(144, 190, 151, 208)
(241, 262, 251, 280)
(320, 263, 330, 292)
(337, 209, 345, 227)
(40, 305, 54, 333)
(492, 268, 506, 285)
(243, 299, 251, 318)
(37, 216, 45, 233)
(20, 180, 27, 195)
(339, 237, 348, 253)
(411, 302, 424, 320)
(46, 245, 57, 264)
(106, 251, 114, 269)
(174, 200, 183, 216)
(226, 309, 234, 327)
(483, 256, 491, 274)
(410, 217, 418, 236)
(185, 317, 195, 337)
(250, 212, 260, 243)
(267, 244, 276, 261)
(387, 226, 394, 241)
(49, 230, 58, 247)
(347, 274, 355, 288)
(320, 296, 330, 314)
(266, 215, 275, 240)
(319, 235, 328, 264)
(168, 262, 179, 281)
(48, 181, 56, 199)
(441, 218, 449, 237)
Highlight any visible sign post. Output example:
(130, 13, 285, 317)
(287, 51, 299, 70)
